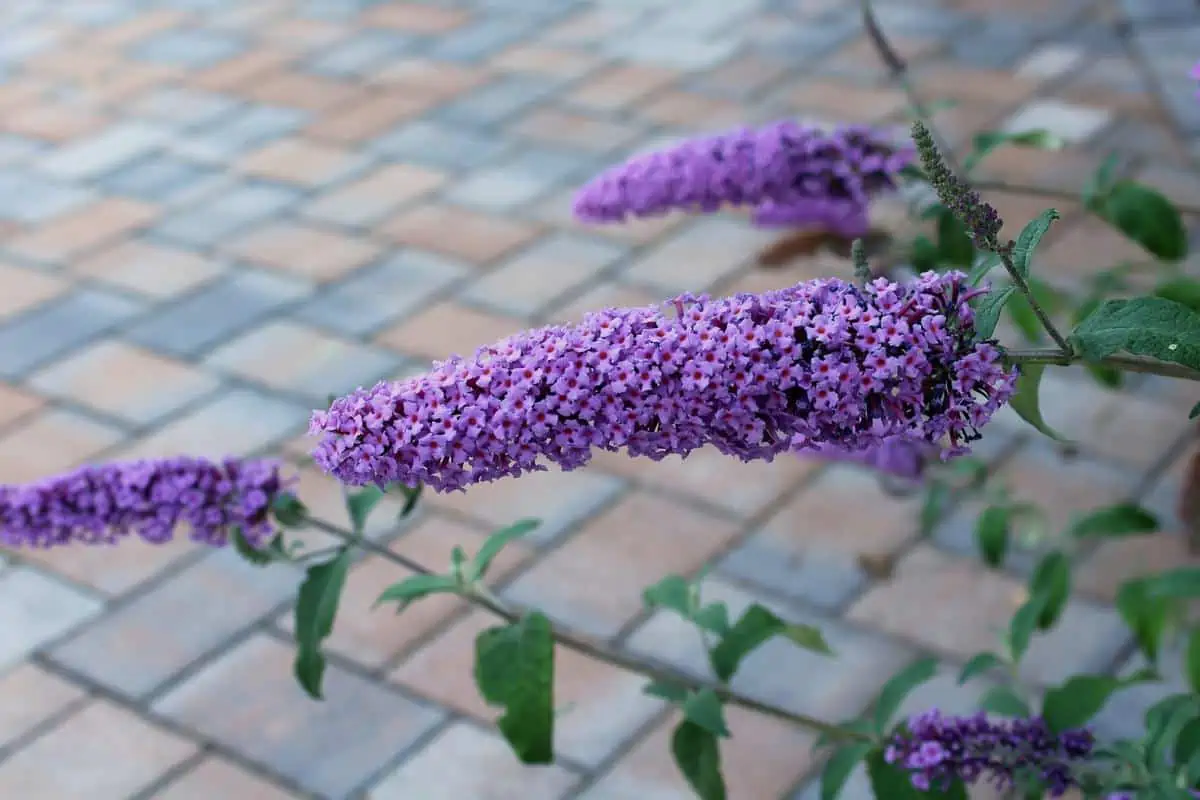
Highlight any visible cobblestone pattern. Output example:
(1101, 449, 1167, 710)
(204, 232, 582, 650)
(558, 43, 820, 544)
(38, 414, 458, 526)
(0, 0, 1196, 797)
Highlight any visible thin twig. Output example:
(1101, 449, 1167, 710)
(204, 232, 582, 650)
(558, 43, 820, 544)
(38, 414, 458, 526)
(302, 516, 870, 742)
(997, 248, 1073, 354)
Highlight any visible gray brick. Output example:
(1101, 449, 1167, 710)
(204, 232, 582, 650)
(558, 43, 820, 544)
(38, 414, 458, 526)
(49, 549, 302, 698)
(124, 267, 312, 357)
(0, 168, 92, 222)
(294, 250, 470, 336)
(948, 21, 1043, 70)
(0, 26, 59, 65)
(175, 106, 310, 162)
(445, 147, 598, 211)
(0, 566, 104, 673)
(131, 28, 247, 67)
(435, 76, 560, 128)
(154, 634, 445, 798)
(370, 120, 512, 171)
(305, 30, 417, 77)
(717, 540, 867, 612)
(99, 154, 221, 203)
(602, 31, 741, 71)
(1020, 598, 1131, 687)
(625, 578, 914, 722)
(1092, 640, 1190, 742)
(0, 134, 47, 166)
(37, 122, 168, 181)
(1121, 0, 1199, 22)
(153, 181, 302, 248)
(130, 87, 242, 130)
(1160, 78, 1200, 134)
(425, 16, 541, 62)
(0, 288, 145, 379)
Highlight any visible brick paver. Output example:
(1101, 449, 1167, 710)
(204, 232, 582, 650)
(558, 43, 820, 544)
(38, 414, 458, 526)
(0, 0, 1196, 797)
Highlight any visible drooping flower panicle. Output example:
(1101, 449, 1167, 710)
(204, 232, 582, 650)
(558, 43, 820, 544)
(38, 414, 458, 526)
(886, 710, 1095, 797)
(911, 120, 1003, 249)
(812, 436, 934, 481)
(0, 457, 288, 549)
(572, 120, 913, 236)
(311, 272, 1016, 494)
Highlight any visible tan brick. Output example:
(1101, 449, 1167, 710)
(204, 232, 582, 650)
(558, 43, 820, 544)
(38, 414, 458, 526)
(305, 89, 440, 145)
(0, 104, 108, 143)
(0, 409, 124, 483)
(377, 204, 543, 265)
(0, 700, 198, 799)
(304, 163, 447, 225)
(492, 45, 602, 80)
(363, 3, 471, 33)
(569, 65, 680, 111)
(8, 198, 158, 262)
(376, 301, 525, 361)
(0, 664, 87, 750)
(191, 49, 293, 92)
(237, 138, 357, 186)
(157, 757, 298, 800)
(635, 91, 749, 129)
(226, 222, 382, 282)
(239, 70, 369, 113)
(0, 263, 69, 319)
(0, 383, 45, 431)
(73, 239, 224, 299)
(370, 58, 487, 99)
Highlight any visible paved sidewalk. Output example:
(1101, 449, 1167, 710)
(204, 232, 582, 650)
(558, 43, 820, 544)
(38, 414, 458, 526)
(0, 0, 1197, 797)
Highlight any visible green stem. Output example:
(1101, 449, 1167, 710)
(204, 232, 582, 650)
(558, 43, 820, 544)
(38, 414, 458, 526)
(302, 516, 871, 743)
(1003, 348, 1200, 381)
(995, 247, 1073, 356)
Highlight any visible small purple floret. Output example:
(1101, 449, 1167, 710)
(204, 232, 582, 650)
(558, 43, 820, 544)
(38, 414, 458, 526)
(0, 457, 288, 549)
(310, 272, 1016, 494)
(571, 120, 912, 229)
(811, 436, 934, 481)
(886, 709, 1095, 797)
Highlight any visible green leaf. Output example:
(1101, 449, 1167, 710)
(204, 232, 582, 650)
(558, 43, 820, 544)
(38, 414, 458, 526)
(644, 680, 690, 704)
(709, 603, 831, 682)
(910, 235, 940, 272)
(820, 743, 873, 800)
(936, 208, 975, 267)
(374, 573, 460, 610)
(398, 483, 422, 518)
(972, 285, 1015, 341)
(345, 486, 385, 534)
(975, 505, 1011, 568)
(1094, 180, 1188, 262)
(1068, 504, 1159, 539)
(470, 519, 540, 582)
(1010, 209, 1061, 278)
(1187, 629, 1200, 695)
(643, 575, 695, 618)
(1008, 592, 1049, 663)
(1085, 363, 1124, 389)
(1070, 297, 1200, 370)
(693, 602, 731, 636)
(1155, 277, 1200, 313)
(872, 657, 939, 735)
(1144, 568, 1200, 599)
(1116, 579, 1171, 664)
(231, 527, 277, 567)
(867, 748, 968, 799)
(1009, 364, 1067, 442)
(1029, 551, 1071, 631)
(963, 129, 1067, 174)
(474, 612, 555, 764)
(680, 689, 731, 738)
(271, 494, 308, 528)
(1041, 675, 1127, 733)
(1191, 401, 1200, 420)
(967, 251, 1002, 286)
(980, 685, 1032, 717)
(920, 483, 952, 537)
(1083, 154, 1122, 207)
(958, 652, 1007, 685)
(671, 721, 726, 800)
(293, 548, 353, 699)
(1175, 717, 1200, 770)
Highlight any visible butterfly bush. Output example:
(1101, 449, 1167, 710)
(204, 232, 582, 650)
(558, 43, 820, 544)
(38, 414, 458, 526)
(311, 271, 1016, 493)
(0, 457, 287, 549)
(886, 710, 1095, 796)
(571, 120, 912, 237)
(812, 436, 933, 481)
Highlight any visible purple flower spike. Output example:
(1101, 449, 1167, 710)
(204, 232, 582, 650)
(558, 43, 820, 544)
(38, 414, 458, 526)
(751, 197, 872, 237)
(811, 436, 935, 481)
(0, 457, 289, 549)
(311, 271, 1016, 494)
(571, 121, 913, 227)
(886, 710, 1095, 797)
